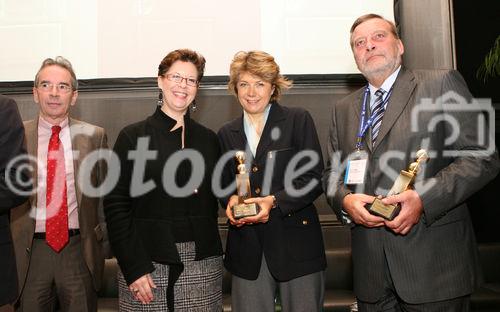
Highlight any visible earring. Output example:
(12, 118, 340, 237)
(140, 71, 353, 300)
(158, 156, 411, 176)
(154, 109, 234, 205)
(157, 89, 163, 106)
(190, 99, 197, 112)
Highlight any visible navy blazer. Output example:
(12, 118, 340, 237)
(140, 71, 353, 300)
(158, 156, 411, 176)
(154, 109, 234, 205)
(218, 102, 326, 281)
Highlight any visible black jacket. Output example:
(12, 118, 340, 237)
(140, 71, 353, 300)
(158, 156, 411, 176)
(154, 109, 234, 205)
(0, 95, 30, 306)
(104, 107, 223, 286)
(218, 102, 326, 281)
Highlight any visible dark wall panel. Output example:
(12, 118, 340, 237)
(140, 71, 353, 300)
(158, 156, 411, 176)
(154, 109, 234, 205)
(10, 83, 362, 217)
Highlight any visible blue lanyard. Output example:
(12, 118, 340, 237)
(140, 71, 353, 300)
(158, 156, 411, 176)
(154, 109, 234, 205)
(355, 85, 394, 150)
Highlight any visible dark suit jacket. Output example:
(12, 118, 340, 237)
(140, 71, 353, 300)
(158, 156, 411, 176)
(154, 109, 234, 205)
(11, 117, 108, 298)
(218, 102, 326, 281)
(323, 68, 500, 303)
(0, 95, 30, 306)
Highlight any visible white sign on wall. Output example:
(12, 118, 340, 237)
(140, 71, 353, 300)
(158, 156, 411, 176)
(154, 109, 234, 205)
(0, 0, 393, 81)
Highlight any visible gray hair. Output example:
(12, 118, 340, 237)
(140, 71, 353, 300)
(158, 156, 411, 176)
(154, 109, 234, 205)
(350, 14, 400, 48)
(34, 56, 78, 90)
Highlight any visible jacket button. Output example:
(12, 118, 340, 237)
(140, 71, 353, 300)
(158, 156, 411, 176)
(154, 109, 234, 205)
(302, 220, 308, 225)
(194, 188, 198, 194)
(254, 187, 261, 195)
(26, 247, 30, 254)
(252, 166, 258, 173)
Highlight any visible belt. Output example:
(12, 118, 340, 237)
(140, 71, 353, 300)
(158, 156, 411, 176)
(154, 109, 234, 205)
(33, 229, 80, 239)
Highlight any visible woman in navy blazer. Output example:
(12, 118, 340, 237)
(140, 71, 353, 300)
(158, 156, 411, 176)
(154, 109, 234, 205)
(218, 51, 326, 312)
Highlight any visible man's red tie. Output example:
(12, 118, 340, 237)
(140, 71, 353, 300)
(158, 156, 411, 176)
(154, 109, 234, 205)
(46, 125, 69, 252)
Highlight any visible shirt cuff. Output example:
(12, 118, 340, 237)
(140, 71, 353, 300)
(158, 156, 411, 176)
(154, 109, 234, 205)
(341, 209, 353, 224)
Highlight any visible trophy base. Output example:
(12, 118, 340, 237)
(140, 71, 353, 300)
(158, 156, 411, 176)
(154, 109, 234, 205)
(233, 203, 260, 219)
(367, 198, 401, 221)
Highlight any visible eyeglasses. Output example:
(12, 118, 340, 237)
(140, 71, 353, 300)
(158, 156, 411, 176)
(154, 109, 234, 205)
(37, 82, 73, 93)
(165, 73, 198, 87)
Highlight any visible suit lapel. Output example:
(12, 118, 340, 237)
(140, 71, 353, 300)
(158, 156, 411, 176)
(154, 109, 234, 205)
(229, 116, 248, 152)
(229, 104, 286, 162)
(373, 68, 416, 151)
(350, 88, 372, 153)
(255, 103, 286, 161)
(24, 120, 39, 209)
(69, 118, 84, 207)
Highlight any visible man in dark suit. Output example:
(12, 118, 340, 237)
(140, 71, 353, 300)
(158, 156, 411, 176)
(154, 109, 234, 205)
(323, 14, 500, 311)
(0, 95, 31, 312)
(10, 57, 108, 312)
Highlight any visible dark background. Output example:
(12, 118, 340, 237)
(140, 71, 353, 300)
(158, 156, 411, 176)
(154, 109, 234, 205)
(454, 0, 500, 243)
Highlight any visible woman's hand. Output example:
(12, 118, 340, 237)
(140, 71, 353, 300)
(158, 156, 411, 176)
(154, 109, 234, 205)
(238, 195, 274, 225)
(225, 195, 244, 227)
(129, 273, 156, 304)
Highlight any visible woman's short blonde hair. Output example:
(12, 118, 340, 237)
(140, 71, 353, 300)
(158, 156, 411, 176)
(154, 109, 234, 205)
(228, 51, 292, 102)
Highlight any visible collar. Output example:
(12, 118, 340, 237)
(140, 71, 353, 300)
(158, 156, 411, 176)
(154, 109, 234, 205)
(368, 65, 401, 96)
(38, 115, 69, 130)
(243, 103, 272, 156)
(149, 106, 190, 131)
(243, 103, 272, 133)
(229, 101, 285, 132)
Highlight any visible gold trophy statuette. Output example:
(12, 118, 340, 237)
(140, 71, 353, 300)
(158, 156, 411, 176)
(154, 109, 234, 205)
(232, 151, 260, 219)
(367, 149, 429, 220)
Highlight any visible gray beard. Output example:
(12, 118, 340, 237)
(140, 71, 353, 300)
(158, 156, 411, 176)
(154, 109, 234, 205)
(360, 52, 403, 85)
(362, 59, 399, 83)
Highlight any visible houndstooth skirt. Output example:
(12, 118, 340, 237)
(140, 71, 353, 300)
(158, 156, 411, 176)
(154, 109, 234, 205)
(117, 241, 223, 311)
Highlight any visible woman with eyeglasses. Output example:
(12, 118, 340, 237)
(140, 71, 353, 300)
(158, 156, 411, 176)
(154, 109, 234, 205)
(218, 51, 326, 311)
(104, 49, 223, 311)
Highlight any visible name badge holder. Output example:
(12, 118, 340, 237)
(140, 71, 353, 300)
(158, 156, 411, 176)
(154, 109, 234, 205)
(344, 86, 393, 185)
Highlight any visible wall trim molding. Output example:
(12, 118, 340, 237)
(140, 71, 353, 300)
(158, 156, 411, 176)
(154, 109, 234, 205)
(0, 74, 366, 95)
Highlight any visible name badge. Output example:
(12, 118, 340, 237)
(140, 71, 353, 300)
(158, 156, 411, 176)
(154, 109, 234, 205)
(344, 151, 368, 185)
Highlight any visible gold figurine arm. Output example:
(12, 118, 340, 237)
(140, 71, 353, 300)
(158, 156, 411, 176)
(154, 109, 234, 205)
(408, 149, 429, 175)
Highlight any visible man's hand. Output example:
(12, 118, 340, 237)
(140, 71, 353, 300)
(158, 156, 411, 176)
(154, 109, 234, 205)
(383, 189, 423, 235)
(237, 195, 274, 225)
(129, 273, 156, 304)
(343, 193, 385, 227)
